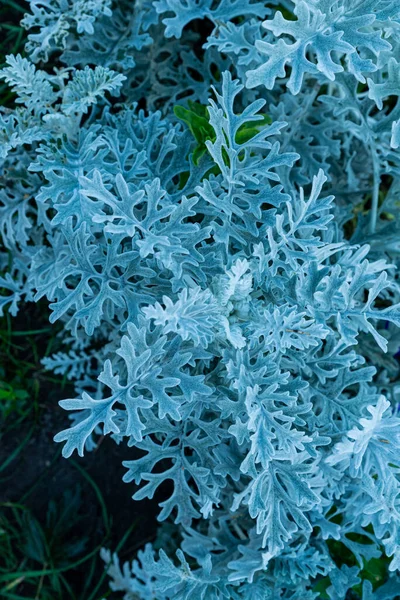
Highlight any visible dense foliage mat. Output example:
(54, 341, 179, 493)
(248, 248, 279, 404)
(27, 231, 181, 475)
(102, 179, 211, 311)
(2, 0, 400, 598)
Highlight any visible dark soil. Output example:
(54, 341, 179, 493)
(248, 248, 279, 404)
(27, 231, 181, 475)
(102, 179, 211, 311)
(0, 304, 159, 598)
(0, 402, 158, 536)
(0, 393, 159, 597)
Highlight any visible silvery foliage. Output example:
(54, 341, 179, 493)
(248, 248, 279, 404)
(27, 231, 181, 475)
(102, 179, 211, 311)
(2, 0, 400, 597)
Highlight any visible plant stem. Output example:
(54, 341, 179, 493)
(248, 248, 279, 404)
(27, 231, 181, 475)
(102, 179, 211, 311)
(368, 143, 380, 234)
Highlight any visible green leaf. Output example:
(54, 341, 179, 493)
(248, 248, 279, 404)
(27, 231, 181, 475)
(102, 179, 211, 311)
(174, 102, 271, 165)
(174, 103, 216, 165)
(236, 113, 272, 144)
(173, 104, 215, 143)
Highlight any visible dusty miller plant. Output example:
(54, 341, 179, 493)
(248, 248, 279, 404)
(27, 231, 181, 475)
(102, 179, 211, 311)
(2, 0, 400, 597)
